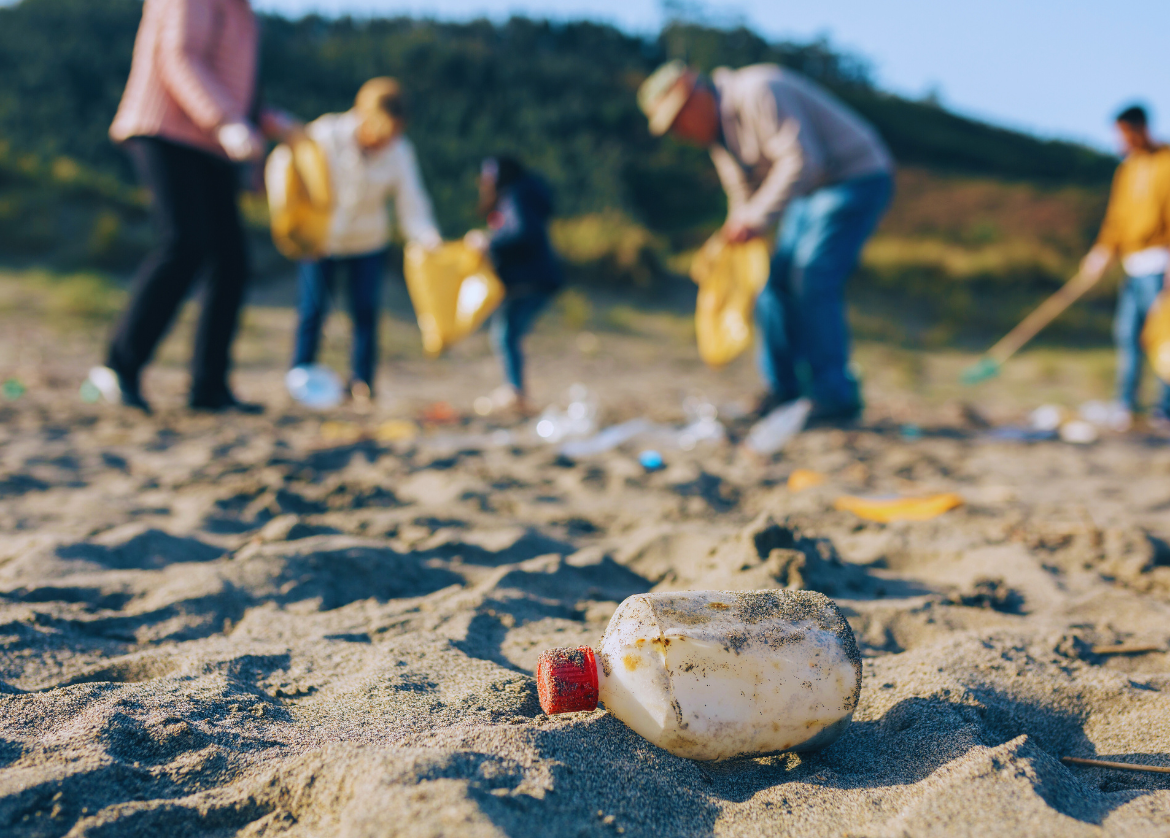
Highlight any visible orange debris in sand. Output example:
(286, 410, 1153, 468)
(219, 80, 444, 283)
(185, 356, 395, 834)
(787, 469, 827, 492)
(834, 492, 963, 523)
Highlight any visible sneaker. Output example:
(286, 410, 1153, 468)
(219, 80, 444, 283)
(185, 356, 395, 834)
(348, 380, 374, 413)
(1150, 408, 1170, 435)
(806, 400, 863, 428)
(189, 389, 264, 414)
(86, 366, 151, 414)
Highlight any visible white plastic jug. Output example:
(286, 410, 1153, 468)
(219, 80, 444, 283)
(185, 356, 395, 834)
(536, 589, 861, 761)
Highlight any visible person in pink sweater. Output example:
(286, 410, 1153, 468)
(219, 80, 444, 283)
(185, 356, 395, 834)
(88, 0, 294, 414)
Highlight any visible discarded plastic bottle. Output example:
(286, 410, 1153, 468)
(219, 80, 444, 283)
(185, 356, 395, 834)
(744, 398, 812, 455)
(536, 589, 862, 762)
(285, 364, 343, 410)
(535, 383, 598, 444)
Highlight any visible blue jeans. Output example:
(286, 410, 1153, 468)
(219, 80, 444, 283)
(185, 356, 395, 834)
(292, 250, 384, 388)
(755, 172, 893, 408)
(490, 290, 555, 392)
(1115, 271, 1170, 413)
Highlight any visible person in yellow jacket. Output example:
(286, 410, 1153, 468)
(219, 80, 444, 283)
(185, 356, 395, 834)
(1080, 105, 1170, 430)
(290, 78, 441, 404)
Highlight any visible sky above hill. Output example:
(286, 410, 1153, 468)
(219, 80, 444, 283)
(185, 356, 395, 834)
(253, 0, 1170, 152)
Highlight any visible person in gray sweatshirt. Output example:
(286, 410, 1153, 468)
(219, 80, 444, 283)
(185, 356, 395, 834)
(639, 61, 894, 423)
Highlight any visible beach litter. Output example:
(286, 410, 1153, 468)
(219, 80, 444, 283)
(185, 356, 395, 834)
(376, 419, 419, 442)
(535, 383, 598, 444)
(1062, 757, 1170, 775)
(420, 401, 460, 425)
(286, 364, 343, 409)
(559, 419, 652, 458)
(638, 450, 665, 471)
(744, 398, 812, 455)
(835, 492, 964, 523)
(536, 590, 861, 761)
(787, 468, 827, 492)
(2, 378, 25, 400)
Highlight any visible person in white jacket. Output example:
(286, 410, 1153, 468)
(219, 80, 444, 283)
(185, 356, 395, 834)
(291, 77, 441, 403)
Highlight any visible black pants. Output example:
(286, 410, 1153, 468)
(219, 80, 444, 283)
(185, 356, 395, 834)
(107, 137, 249, 398)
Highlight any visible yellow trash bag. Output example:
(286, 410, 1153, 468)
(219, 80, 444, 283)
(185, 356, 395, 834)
(689, 235, 771, 368)
(403, 242, 505, 357)
(264, 136, 332, 261)
(1142, 290, 1170, 384)
(834, 493, 964, 523)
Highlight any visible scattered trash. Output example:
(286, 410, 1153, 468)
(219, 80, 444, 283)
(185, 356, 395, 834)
(2, 378, 25, 400)
(420, 401, 459, 425)
(559, 419, 652, 458)
(984, 426, 1057, 442)
(535, 384, 598, 444)
(1059, 419, 1098, 445)
(744, 398, 812, 455)
(536, 590, 861, 761)
(671, 396, 726, 450)
(787, 469, 827, 492)
(376, 419, 419, 442)
(79, 378, 102, 404)
(404, 241, 505, 356)
(690, 235, 770, 368)
(1079, 400, 1131, 432)
(638, 450, 664, 471)
(835, 492, 963, 523)
(1062, 757, 1170, 776)
(319, 420, 366, 444)
(286, 364, 343, 410)
(900, 423, 923, 441)
(1142, 288, 1170, 384)
(1029, 404, 1064, 433)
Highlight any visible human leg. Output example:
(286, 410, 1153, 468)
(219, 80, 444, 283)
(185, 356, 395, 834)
(754, 198, 807, 404)
(107, 139, 214, 395)
(490, 291, 552, 394)
(191, 156, 251, 401)
(345, 251, 385, 390)
(789, 173, 892, 411)
(1114, 275, 1149, 412)
(292, 258, 335, 370)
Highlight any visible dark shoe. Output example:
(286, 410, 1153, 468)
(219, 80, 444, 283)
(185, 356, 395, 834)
(748, 389, 794, 421)
(87, 366, 151, 414)
(806, 400, 863, 428)
(189, 389, 264, 414)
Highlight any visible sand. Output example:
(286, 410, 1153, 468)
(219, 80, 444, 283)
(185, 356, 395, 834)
(1, 289, 1169, 837)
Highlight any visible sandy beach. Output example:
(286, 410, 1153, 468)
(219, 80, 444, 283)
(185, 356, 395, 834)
(1, 282, 1169, 837)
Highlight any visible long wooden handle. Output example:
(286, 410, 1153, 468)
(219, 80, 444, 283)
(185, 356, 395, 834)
(1062, 756, 1170, 774)
(986, 270, 1104, 364)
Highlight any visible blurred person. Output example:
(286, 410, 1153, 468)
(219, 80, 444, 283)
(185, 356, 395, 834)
(288, 78, 441, 406)
(90, 0, 296, 414)
(465, 156, 563, 414)
(1078, 105, 1170, 431)
(638, 61, 894, 424)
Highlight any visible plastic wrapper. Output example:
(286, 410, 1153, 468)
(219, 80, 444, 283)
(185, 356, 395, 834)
(689, 235, 771, 368)
(404, 242, 505, 357)
(265, 137, 332, 261)
(1142, 290, 1170, 384)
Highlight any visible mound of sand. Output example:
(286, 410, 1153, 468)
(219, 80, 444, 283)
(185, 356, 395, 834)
(0, 316, 1169, 836)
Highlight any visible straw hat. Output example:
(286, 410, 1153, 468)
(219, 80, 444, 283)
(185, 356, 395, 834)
(637, 60, 697, 136)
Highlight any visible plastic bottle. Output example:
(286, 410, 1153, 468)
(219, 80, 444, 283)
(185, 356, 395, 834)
(535, 383, 598, 444)
(536, 589, 862, 762)
(286, 364, 344, 410)
(744, 398, 812, 455)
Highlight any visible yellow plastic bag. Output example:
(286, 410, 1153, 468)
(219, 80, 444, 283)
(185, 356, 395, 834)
(1142, 290, 1170, 384)
(265, 136, 332, 261)
(690, 235, 771, 368)
(404, 242, 505, 357)
(834, 493, 963, 523)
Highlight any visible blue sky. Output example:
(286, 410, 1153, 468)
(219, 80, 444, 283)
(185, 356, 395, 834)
(253, 0, 1170, 152)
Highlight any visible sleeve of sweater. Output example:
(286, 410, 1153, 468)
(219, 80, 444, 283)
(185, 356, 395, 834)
(391, 138, 441, 247)
(731, 80, 826, 231)
(157, 0, 246, 130)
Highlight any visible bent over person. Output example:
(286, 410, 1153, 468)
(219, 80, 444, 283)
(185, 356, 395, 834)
(638, 61, 894, 423)
(90, 0, 293, 413)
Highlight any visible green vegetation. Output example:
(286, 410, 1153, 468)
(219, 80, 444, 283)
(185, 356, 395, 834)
(0, 0, 1123, 347)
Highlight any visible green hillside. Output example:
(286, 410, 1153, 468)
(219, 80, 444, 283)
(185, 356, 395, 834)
(0, 0, 1122, 346)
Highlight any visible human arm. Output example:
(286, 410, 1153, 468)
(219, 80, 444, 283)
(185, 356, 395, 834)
(157, 0, 262, 159)
(724, 81, 825, 239)
(392, 138, 441, 248)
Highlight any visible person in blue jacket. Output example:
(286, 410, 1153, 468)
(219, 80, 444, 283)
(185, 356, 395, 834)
(468, 155, 564, 414)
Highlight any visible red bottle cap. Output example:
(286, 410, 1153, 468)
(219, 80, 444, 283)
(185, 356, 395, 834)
(536, 646, 599, 714)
